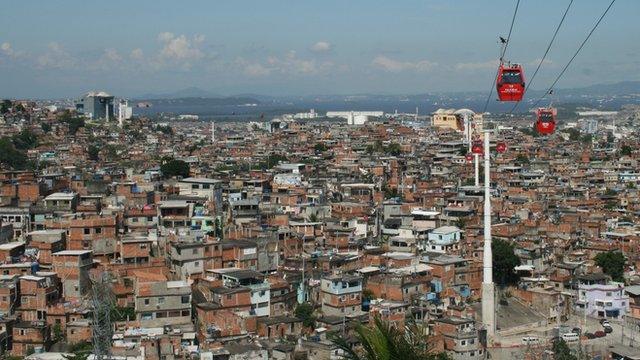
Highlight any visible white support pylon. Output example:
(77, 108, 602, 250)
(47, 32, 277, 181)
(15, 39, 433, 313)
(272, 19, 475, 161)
(474, 154, 480, 187)
(481, 130, 496, 339)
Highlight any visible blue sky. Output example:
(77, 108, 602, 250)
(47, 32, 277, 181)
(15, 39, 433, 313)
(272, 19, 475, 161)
(0, 0, 637, 98)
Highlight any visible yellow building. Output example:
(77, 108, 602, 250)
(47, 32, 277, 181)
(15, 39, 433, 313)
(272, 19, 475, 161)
(432, 109, 461, 130)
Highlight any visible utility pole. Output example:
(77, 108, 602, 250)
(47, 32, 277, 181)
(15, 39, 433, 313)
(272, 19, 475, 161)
(92, 272, 114, 360)
(481, 131, 496, 339)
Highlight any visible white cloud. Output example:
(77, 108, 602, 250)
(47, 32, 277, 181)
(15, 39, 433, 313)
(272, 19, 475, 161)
(372, 55, 437, 72)
(245, 63, 271, 77)
(36, 42, 75, 69)
(454, 60, 498, 71)
(157, 32, 204, 61)
(130, 48, 144, 60)
(1, 42, 15, 57)
(311, 41, 332, 53)
(237, 50, 331, 78)
(104, 48, 122, 62)
(528, 58, 553, 66)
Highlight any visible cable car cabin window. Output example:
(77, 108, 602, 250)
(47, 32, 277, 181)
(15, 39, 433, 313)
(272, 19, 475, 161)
(501, 71, 522, 84)
(539, 112, 554, 121)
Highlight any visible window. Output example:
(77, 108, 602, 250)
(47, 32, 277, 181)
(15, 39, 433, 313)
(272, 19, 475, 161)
(606, 292, 612, 297)
(95, 227, 102, 234)
(192, 248, 198, 255)
(194, 261, 199, 266)
(158, 297, 165, 304)
(84, 228, 91, 235)
(461, 340, 466, 346)
(181, 295, 190, 304)
(202, 184, 210, 189)
(191, 184, 199, 189)
(144, 299, 150, 305)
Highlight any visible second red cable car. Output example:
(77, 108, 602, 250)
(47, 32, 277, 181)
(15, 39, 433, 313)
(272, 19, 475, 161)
(535, 107, 557, 135)
(471, 140, 483, 155)
(496, 64, 525, 102)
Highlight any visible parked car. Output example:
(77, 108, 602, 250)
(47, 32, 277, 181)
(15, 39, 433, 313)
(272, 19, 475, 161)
(600, 319, 611, 326)
(584, 332, 596, 339)
(603, 325, 613, 334)
(571, 327, 581, 335)
(594, 330, 606, 338)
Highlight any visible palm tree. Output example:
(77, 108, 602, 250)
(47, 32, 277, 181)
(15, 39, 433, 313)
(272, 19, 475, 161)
(329, 316, 450, 360)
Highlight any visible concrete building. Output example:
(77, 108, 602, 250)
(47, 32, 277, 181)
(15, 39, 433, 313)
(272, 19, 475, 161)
(75, 91, 114, 120)
(321, 274, 363, 317)
(134, 280, 192, 327)
(576, 273, 629, 319)
(420, 225, 461, 253)
(51, 250, 93, 300)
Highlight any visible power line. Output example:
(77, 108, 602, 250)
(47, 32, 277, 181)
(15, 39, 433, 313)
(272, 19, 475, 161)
(481, 0, 521, 114)
(532, 0, 616, 108)
(510, 0, 574, 114)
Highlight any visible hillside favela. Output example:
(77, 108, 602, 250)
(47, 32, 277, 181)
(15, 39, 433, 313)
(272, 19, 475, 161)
(1, 1, 640, 359)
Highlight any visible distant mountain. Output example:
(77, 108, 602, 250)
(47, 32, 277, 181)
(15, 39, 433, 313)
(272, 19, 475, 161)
(138, 96, 261, 107)
(135, 87, 221, 99)
(560, 81, 640, 96)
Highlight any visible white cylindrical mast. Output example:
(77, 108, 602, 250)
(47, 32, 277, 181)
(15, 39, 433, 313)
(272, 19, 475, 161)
(481, 130, 495, 338)
(483, 132, 492, 283)
(474, 154, 480, 187)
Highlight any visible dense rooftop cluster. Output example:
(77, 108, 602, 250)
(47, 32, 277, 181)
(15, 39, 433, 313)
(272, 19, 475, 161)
(0, 99, 639, 359)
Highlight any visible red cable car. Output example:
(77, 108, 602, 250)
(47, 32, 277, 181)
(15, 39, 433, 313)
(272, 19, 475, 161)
(465, 153, 474, 163)
(471, 140, 483, 155)
(496, 142, 507, 153)
(536, 107, 557, 135)
(496, 64, 525, 101)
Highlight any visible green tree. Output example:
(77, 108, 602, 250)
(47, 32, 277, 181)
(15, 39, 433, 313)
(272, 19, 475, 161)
(0, 137, 28, 169)
(88, 144, 100, 161)
(621, 145, 633, 156)
(492, 239, 521, 287)
(155, 124, 173, 135)
(161, 159, 190, 178)
(515, 154, 529, 164)
(111, 306, 135, 322)
(552, 338, 578, 360)
(580, 134, 592, 144)
(52, 323, 63, 343)
(314, 143, 328, 152)
(261, 154, 288, 169)
(330, 316, 450, 360)
(594, 251, 625, 282)
(566, 128, 581, 142)
(65, 117, 85, 135)
(12, 129, 39, 150)
(386, 142, 402, 156)
(63, 342, 92, 360)
(294, 303, 316, 329)
(41, 122, 52, 133)
(0, 100, 11, 114)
